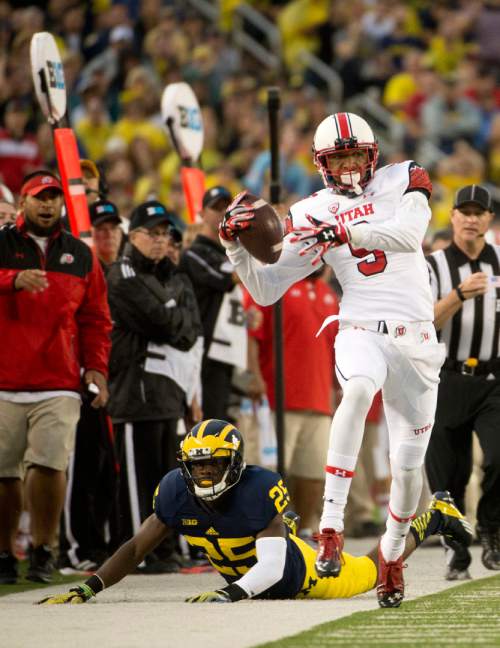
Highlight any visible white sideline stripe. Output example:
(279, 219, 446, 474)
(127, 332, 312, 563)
(63, 450, 81, 568)
(271, 242, 283, 252)
(125, 423, 142, 534)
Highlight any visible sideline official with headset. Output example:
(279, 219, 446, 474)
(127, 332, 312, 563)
(426, 184, 500, 580)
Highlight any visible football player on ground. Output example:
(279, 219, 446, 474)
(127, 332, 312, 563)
(219, 112, 446, 607)
(39, 420, 472, 606)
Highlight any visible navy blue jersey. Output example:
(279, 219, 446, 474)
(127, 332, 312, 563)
(154, 465, 306, 598)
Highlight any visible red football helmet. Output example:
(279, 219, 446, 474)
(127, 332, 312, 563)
(313, 112, 379, 195)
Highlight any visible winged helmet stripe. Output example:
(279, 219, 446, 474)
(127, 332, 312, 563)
(195, 419, 212, 439)
(220, 423, 237, 441)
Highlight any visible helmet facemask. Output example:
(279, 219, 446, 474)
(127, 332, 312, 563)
(179, 447, 245, 501)
(315, 143, 377, 196)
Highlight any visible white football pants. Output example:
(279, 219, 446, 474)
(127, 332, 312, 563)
(320, 321, 445, 561)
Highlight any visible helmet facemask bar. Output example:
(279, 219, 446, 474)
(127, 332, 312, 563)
(178, 448, 245, 501)
(314, 142, 378, 196)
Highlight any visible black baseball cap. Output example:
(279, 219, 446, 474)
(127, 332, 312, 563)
(129, 200, 176, 231)
(89, 199, 121, 226)
(129, 200, 183, 242)
(454, 185, 492, 212)
(202, 186, 232, 209)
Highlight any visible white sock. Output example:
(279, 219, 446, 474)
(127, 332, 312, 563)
(380, 513, 411, 562)
(321, 451, 357, 532)
(380, 465, 423, 562)
(320, 376, 376, 533)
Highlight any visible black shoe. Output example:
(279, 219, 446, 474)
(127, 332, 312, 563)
(26, 545, 54, 583)
(429, 491, 474, 547)
(477, 526, 500, 570)
(349, 520, 384, 538)
(0, 552, 18, 584)
(135, 551, 180, 575)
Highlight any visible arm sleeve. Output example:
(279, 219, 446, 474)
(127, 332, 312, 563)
(231, 536, 287, 598)
(76, 253, 112, 376)
(348, 191, 431, 253)
(225, 238, 314, 306)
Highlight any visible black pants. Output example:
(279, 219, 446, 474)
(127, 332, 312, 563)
(201, 357, 233, 420)
(114, 419, 177, 556)
(59, 398, 118, 566)
(425, 370, 500, 529)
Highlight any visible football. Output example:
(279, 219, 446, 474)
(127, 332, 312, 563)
(238, 193, 284, 264)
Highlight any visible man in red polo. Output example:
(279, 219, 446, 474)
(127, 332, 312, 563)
(0, 170, 112, 585)
(244, 268, 339, 538)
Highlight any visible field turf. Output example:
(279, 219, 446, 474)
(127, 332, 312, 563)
(255, 574, 500, 648)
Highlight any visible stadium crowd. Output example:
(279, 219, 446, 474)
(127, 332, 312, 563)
(0, 0, 499, 586)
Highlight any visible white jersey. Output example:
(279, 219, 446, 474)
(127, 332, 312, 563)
(226, 160, 434, 323)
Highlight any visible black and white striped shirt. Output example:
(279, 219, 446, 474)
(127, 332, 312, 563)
(427, 242, 500, 362)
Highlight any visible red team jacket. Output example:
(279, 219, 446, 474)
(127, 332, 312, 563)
(0, 215, 112, 392)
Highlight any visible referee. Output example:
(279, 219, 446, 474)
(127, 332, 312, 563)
(426, 184, 500, 580)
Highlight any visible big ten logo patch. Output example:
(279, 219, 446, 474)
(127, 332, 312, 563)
(182, 518, 198, 526)
(47, 60, 65, 90)
(178, 105, 202, 131)
(228, 299, 245, 327)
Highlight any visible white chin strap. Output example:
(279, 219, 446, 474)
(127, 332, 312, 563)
(340, 171, 363, 195)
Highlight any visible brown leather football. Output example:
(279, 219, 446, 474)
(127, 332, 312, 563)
(238, 193, 283, 264)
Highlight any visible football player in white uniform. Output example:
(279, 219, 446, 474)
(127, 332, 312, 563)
(219, 112, 445, 608)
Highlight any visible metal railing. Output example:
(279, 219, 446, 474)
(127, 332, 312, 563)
(183, 0, 344, 103)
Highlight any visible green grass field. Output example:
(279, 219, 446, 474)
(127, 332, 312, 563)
(0, 560, 82, 599)
(255, 574, 500, 648)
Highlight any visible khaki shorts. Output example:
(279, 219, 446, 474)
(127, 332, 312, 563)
(284, 411, 331, 480)
(0, 397, 81, 477)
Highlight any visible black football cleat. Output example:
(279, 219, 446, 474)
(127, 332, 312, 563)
(428, 491, 474, 580)
(429, 491, 474, 547)
(377, 545, 405, 608)
(0, 552, 18, 585)
(477, 526, 500, 571)
(314, 528, 344, 577)
(26, 544, 54, 584)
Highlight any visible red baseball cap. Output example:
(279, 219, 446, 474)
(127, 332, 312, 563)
(21, 173, 63, 197)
